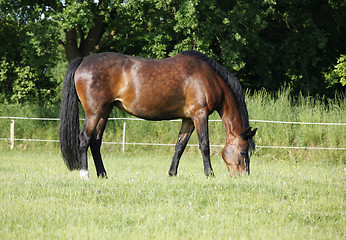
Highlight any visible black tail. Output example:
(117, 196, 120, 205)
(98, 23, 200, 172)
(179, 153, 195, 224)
(59, 58, 84, 171)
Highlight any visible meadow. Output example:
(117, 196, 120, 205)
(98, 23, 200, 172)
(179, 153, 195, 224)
(0, 88, 345, 239)
(0, 149, 344, 239)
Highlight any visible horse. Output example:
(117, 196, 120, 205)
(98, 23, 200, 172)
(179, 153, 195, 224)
(59, 50, 257, 180)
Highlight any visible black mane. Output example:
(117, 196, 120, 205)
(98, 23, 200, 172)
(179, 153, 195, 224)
(180, 50, 250, 131)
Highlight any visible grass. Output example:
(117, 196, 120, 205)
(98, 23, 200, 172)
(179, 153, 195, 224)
(0, 88, 345, 238)
(0, 149, 344, 239)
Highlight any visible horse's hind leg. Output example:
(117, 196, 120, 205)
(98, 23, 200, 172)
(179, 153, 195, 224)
(90, 108, 112, 178)
(169, 118, 195, 176)
(79, 114, 101, 180)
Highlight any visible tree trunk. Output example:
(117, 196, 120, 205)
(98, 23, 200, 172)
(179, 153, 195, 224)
(64, 29, 81, 62)
(62, 10, 108, 62)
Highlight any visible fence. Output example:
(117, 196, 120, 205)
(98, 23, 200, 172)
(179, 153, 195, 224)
(0, 116, 345, 151)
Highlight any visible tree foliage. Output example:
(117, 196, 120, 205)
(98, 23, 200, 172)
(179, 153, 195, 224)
(324, 54, 346, 87)
(0, 1, 60, 103)
(0, 0, 345, 103)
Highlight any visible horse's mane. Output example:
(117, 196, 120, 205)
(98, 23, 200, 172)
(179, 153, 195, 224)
(180, 50, 250, 131)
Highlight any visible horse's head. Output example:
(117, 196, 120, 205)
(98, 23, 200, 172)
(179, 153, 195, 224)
(222, 127, 257, 176)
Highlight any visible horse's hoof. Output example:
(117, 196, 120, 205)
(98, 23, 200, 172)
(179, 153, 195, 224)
(98, 172, 108, 179)
(168, 171, 177, 177)
(80, 169, 90, 180)
(206, 170, 215, 178)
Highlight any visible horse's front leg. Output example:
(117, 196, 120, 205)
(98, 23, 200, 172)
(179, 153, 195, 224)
(193, 109, 214, 177)
(169, 118, 195, 176)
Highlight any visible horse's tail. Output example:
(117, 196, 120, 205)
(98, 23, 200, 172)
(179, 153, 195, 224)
(59, 57, 84, 171)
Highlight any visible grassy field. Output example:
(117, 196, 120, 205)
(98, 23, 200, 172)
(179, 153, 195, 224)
(0, 149, 344, 239)
(0, 88, 345, 238)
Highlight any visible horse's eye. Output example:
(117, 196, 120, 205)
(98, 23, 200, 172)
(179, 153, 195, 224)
(240, 151, 246, 156)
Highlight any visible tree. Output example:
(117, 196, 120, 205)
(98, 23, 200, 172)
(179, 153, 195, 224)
(248, 0, 346, 95)
(0, 6, 59, 103)
(52, 0, 121, 62)
(0, 0, 121, 102)
(0, 0, 345, 103)
(324, 54, 346, 87)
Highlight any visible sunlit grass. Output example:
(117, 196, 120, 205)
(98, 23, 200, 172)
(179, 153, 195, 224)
(0, 88, 345, 238)
(0, 149, 344, 239)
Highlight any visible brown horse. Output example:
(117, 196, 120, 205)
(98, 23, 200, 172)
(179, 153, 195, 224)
(59, 50, 257, 180)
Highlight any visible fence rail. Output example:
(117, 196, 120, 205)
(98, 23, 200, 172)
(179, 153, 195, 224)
(1, 116, 345, 150)
(1, 116, 346, 125)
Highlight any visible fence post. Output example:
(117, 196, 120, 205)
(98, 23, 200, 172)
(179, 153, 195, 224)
(10, 120, 15, 150)
(122, 122, 126, 152)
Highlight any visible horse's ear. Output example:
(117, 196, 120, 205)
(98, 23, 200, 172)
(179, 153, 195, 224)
(241, 127, 258, 140)
(250, 128, 257, 138)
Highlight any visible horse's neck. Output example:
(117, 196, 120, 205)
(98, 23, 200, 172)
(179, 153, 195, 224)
(219, 91, 243, 143)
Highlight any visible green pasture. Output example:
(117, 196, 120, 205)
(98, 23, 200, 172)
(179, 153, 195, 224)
(0, 149, 344, 239)
(0, 88, 345, 239)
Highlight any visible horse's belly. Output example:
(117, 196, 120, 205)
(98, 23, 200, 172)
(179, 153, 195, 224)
(116, 97, 186, 120)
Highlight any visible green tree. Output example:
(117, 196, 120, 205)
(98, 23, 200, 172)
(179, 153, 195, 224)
(324, 54, 346, 87)
(0, 11, 59, 103)
(0, 0, 121, 102)
(0, 0, 345, 103)
(249, 0, 346, 95)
